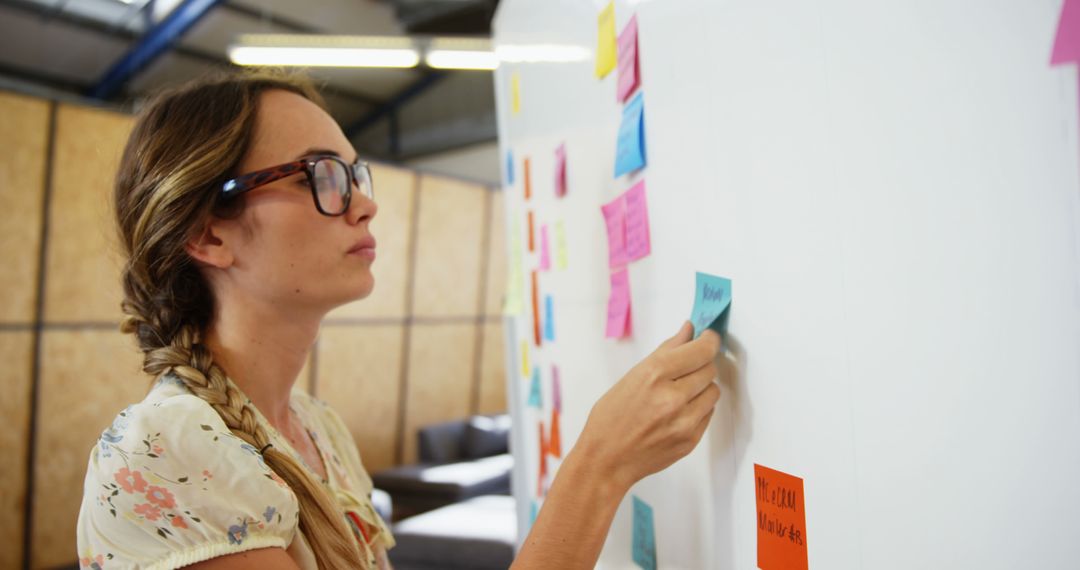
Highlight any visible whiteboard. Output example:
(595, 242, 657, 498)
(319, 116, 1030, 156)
(492, 1, 1080, 568)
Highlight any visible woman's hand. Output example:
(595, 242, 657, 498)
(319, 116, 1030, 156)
(574, 320, 722, 494)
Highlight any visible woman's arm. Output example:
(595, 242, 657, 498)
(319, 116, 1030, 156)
(512, 322, 721, 568)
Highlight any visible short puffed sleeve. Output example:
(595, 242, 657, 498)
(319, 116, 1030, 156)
(76, 380, 300, 570)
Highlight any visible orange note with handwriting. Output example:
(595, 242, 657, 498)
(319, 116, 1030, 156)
(754, 464, 808, 570)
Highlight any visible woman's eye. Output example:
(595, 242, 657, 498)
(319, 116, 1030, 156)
(295, 176, 314, 188)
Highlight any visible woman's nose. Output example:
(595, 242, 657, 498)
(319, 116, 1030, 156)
(345, 187, 377, 225)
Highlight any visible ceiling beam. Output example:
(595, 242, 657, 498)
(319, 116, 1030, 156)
(88, 0, 224, 100)
(346, 71, 445, 139)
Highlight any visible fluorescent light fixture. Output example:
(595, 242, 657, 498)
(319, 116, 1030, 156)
(425, 37, 497, 70)
(229, 35, 420, 68)
(495, 44, 591, 64)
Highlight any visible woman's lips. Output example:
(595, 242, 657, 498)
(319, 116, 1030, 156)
(348, 237, 377, 260)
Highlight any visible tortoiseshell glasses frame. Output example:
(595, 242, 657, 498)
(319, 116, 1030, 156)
(220, 154, 374, 216)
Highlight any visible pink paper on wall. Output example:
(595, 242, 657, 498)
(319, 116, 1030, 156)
(552, 364, 562, 412)
(623, 180, 651, 261)
(555, 143, 568, 197)
(606, 268, 632, 338)
(616, 15, 641, 102)
(1052, 0, 1080, 65)
(601, 196, 628, 268)
(540, 224, 551, 271)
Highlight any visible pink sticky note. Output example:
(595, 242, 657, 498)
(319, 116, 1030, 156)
(623, 180, 651, 261)
(616, 16, 641, 102)
(540, 224, 551, 271)
(606, 268, 632, 338)
(601, 196, 628, 268)
(555, 143, 568, 197)
(552, 365, 562, 413)
(1053, 0, 1080, 65)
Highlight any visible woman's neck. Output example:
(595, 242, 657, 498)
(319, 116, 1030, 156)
(202, 297, 322, 430)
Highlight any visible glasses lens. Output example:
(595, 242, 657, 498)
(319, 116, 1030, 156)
(313, 158, 349, 214)
(353, 163, 374, 202)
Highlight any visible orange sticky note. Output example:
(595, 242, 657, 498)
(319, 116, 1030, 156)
(549, 408, 562, 459)
(524, 157, 532, 200)
(527, 211, 535, 252)
(538, 421, 548, 497)
(754, 464, 808, 570)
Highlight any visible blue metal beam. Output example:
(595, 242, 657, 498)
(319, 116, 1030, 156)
(345, 71, 446, 140)
(89, 0, 223, 100)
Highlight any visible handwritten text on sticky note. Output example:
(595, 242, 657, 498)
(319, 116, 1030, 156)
(601, 196, 628, 268)
(617, 15, 641, 102)
(632, 495, 657, 570)
(690, 272, 732, 338)
(755, 464, 808, 570)
(624, 180, 651, 261)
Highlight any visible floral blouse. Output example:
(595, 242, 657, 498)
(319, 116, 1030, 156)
(76, 374, 395, 569)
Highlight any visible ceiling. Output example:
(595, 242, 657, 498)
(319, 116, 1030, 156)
(0, 0, 500, 160)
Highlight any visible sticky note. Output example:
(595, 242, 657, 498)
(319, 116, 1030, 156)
(520, 340, 529, 377)
(549, 408, 562, 458)
(543, 294, 555, 341)
(554, 221, 569, 270)
(554, 143, 568, 197)
(595, 2, 617, 78)
(1052, 0, 1080, 65)
(528, 366, 543, 408)
(690, 272, 732, 339)
(511, 72, 521, 114)
(606, 268, 632, 338)
(539, 224, 551, 271)
(551, 364, 561, 412)
(538, 422, 549, 497)
(531, 271, 542, 346)
(505, 150, 515, 185)
(632, 495, 657, 570)
(601, 196, 628, 268)
(617, 15, 641, 102)
(524, 157, 532, 200)
(527, 211, 535, 252)
(624, 180, 651, 261)
(530, 501, 539, 526)
(755, 464, 808, 570)
(615, 91, 647, 177)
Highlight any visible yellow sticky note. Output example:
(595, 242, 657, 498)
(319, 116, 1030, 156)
(595, 2, 617, 78)
(520, 340, 530, 377)
(511, 72, 522, 114)
(554, 221, 569, 270)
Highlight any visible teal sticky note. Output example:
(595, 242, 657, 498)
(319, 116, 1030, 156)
(614, 91, 647, 177)
(632, 495, 657, 570)
(543, 295, 555, 341)
(530, 500, 539, 527)
(691, 272, 732, 339)
(528, 366, 543, 408)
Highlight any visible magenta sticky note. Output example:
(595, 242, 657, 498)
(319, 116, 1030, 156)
(606, 268, 632, 338)
(616, 15, 641, 102)
(623, 180, 651, 261)
(552, 365, 562, 413)
(601, 196, 628, 268)
(1053, 0, 1080, 65)
(540, 224, 551, 271)
(555, 143, 568, 197)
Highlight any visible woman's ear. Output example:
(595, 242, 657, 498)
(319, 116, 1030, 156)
(185, 220, 234, 269)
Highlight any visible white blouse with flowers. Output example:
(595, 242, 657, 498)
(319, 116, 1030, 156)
(76, 374, 394, 570)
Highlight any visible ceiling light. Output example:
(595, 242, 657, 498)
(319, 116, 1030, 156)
(229, 35, 420, 68)
(425, 37, 497, 70)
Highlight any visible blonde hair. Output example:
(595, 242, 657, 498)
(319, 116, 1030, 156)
(114, 69, 364, 569)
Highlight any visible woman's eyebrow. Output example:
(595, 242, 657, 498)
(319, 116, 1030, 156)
(295, 147, 360, 163)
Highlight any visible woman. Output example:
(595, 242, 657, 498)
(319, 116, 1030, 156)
(76, 70, 721, 570)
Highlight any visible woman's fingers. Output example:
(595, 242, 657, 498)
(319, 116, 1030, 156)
(672, 360, 719, 403)
(652, 320, 694, 355)
(651, 329, 722, 382)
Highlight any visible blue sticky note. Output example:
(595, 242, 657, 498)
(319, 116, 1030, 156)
(614, 92, 647, 177)
(528, 366, 543, 408)
(690, 272, 732, 339)
(632, 495, 657, 570)
(543, 295, 555, 341)
(506, 150, 515, 185)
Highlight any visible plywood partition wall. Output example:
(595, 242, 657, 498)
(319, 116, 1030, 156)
(3, 90, 509, 568)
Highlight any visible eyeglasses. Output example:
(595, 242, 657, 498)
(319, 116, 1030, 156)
(220, 155, 374, 216)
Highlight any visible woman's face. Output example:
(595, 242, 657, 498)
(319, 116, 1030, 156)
(210, 88, 378, 316)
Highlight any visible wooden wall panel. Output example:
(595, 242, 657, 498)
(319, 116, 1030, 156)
(484, 189, 507, 317)
(0, 92, 49, 324)
(31, 330, 146, 568)
(0, 332, 34, 569)
(411, 176, 486, 317)
(43, 104, 133, 323)
(328, 163, 416, 320)
(402, 323, 477, 463)
(476, 322, 508, 415)
(315, 324, 404, 474)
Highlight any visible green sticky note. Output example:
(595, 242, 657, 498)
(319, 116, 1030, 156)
(691, 272, 732, 339)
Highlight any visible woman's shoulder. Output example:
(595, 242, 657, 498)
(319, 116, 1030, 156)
(78, 375, 301, 568)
